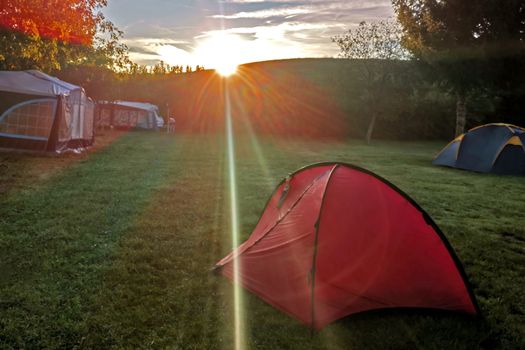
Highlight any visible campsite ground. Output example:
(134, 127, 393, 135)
(0, 131, 523, 349)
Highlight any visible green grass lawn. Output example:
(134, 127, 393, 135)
(0, 132, 524, 349)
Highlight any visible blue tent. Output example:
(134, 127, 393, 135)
(433, 123, 525, 176)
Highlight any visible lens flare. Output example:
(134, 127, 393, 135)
(229, 82, 275, 191)
(224, 79, 245, 350)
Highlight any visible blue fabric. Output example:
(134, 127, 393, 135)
(492, 145, 525, 175)
(455, 126, 513, 173)
(433, 140, 460, 167)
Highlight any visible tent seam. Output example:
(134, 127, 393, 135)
(219, 168, 332, 265)
(490, 134, 517, 168)
(309, 164, 339, 331)
(293, 162, 481, 317)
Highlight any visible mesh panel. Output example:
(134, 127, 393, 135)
(137, 111, 148, 127)
(115, 109, 130, 126)
(98, 108, 111, 126)
(0, 100, 56, 139)
(129, 110, 138, 126)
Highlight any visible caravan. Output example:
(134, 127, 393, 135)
(96, 101, 164, 130)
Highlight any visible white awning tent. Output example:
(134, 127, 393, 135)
(96, 100, 164, 130)
(0, 70, 79, 97)
(0, 70, 95, 152)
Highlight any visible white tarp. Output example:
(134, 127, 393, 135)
(0, 70, 80, 97)
(113, 101, 158, 112)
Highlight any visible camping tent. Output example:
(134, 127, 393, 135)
(96, 101, 164, 130)
(0, 70, 95, 152)
(433, 123, 525, 175)
(214, 163, 479, 330)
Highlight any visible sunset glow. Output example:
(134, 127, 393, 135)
(104, 0, 395, 69)
(216, 63, 238, 77)
(194, 33, 243, 76)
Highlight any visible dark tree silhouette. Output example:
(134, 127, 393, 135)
(393, 0, 525, 136)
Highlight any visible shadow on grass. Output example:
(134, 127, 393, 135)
(0, 130, 127, 197)
(328, 309, 488, 350)
(0, 132, 184, 348)
(0, 134, 523, 349)
(80, 134, 230, 349)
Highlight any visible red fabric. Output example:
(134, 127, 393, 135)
(216, 164, 477, 329)
(219, 166, 333, 322)
(216, 165, 333, 266)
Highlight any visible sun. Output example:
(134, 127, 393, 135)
(216, 61, 238, 77)
(195, 32, 244, 77)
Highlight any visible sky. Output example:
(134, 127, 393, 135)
(104, 0, 394, 70)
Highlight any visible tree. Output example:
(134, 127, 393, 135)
(392, 0, 525, 136)
(332, 20, 412, 144)
(0, 0, 129, 72)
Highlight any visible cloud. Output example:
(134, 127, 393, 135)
(103, 0, 394, 66)
(199, 21, 345, 38)
(215, 1, 393, 22)
(123, 37, 196, 67)
(125, 38, 190, 45)
(156, 45, 194, 66)
(212, 7, 312, 19)
(195, 21, 347, 63)
(222, 0, 330, 3)
(128, 52, 163, 66)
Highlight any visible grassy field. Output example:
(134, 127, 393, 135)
(0, 131, 524, 349)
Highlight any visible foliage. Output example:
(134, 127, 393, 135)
(59, 58, 521, 139)
(392, 0, 525, 133)
(1, 133, 524, 349)
(332, 20, 411, 61)
(332, 20, 413, 143)
(90, 12, 131, 70)
(126, 61, 205, 75)
(0, 0, 129, 71)
(0, 0, 99, 45)
(88, 58, 515, 140)
(393, 1, 486, 91)
(56, 60, 206, 105)
(392, 0, 525, 67)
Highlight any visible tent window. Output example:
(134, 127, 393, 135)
(137, 111, 148, 127)
(0, 99, 56, 140)
(115, 109, 130, 126)
(133, 111, 138, 126)
(98, 108, 111, 126)
(147, 112, 154, 128)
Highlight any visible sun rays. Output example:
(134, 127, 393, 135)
(194, 32, 244, 77)
(223, 78, 245, 350)
(186, 54, 347, 349)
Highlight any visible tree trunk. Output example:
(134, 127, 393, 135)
(455, 91, 467, 137)
(365, 113, 377, 145)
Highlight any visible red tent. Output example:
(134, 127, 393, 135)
(214, 163, 479, 330)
